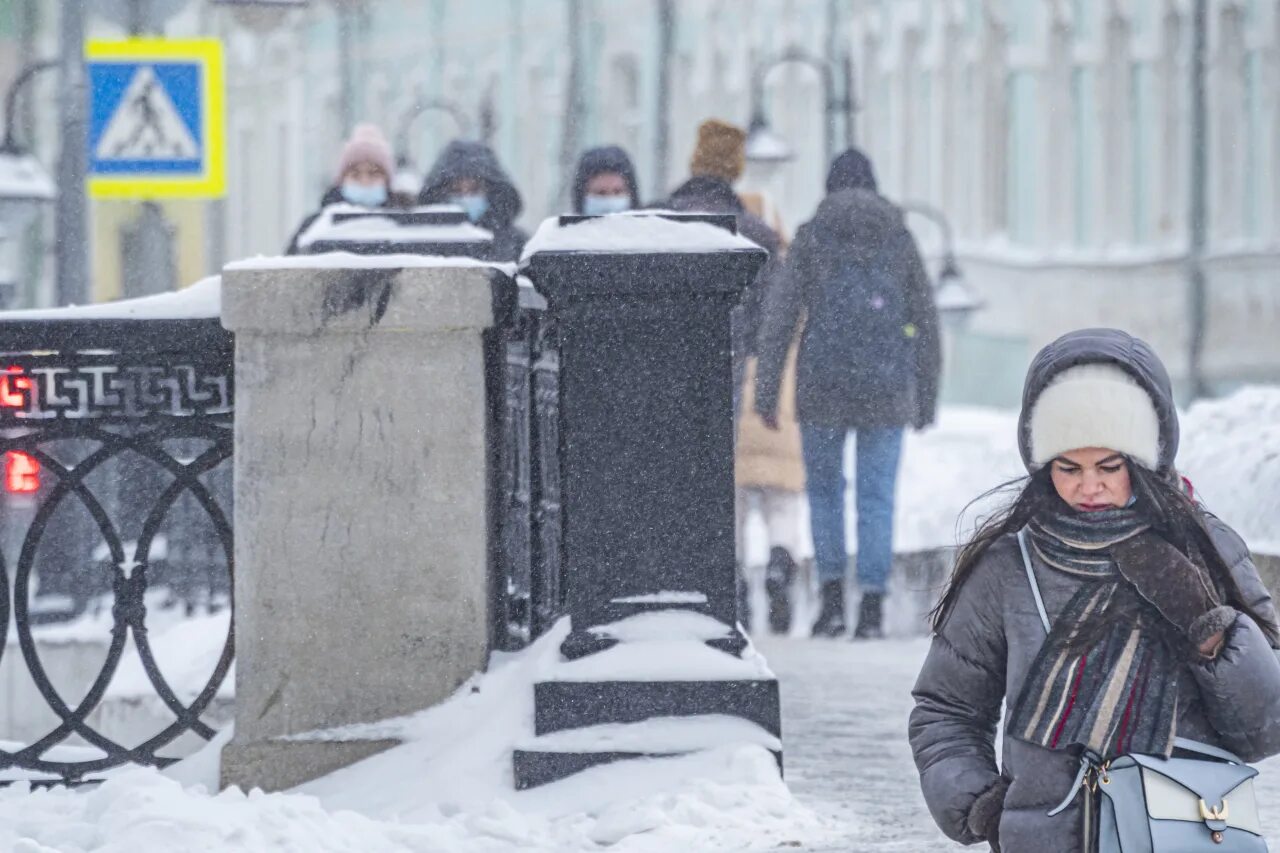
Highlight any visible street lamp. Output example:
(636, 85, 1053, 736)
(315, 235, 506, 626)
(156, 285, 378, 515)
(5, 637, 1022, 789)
(744, 46, 856, 169)
(394, 93, 472, 195)
(900, 201, 984, 331)
(0, 60, 58, 309)
(0, 60, 58, 232)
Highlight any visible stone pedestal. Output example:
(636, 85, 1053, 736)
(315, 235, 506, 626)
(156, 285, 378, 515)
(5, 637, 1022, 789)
(219, 262, 503, 792)
(522, 225, 767, 657)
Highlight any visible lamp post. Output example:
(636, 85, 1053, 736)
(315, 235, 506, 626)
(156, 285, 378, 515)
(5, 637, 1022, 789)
(744, 45, 856, 169)
(0, 59, 58, 308)
(900, 201, 984, 331)
(393, 94, 471, 196)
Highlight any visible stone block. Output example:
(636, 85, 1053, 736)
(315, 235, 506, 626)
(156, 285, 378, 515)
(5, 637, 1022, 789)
(219, 263, 501, 792)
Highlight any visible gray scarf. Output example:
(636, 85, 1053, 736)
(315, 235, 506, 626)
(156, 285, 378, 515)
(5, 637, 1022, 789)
(1009, 507, 1182, 759)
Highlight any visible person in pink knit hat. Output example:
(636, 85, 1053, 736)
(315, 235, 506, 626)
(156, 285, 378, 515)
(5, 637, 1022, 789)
(286, 123, 395, 253)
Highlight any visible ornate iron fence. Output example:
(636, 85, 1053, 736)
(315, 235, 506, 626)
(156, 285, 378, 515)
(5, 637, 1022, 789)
(0, 317, 234, 785)
(487, 279, 564, 652)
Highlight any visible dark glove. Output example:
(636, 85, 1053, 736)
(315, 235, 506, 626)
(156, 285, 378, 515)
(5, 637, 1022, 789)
(967, 777, 1009, 852)
(1112, 533, 1236, 654)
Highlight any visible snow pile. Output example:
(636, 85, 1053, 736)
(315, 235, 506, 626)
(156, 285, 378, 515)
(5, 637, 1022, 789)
(0, 618, 839, 852)
(554, 611, 773, 682)
(225, 252, 516, 278)
(1178, 386, 1280, 553)
(0, 276, 221, 321)
(293, 203, 492, 250)
(521, 212, 761, 259)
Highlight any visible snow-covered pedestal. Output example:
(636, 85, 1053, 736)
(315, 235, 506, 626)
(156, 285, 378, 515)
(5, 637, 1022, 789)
(516, 214, 780, 788)
(218, 256, 505, 792)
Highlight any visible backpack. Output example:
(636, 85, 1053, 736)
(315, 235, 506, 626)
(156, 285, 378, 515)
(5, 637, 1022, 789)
(800, 252, 914, 401)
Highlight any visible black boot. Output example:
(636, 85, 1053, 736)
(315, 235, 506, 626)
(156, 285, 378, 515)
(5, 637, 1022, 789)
(811, 580, 847, 638)
(764, 546, 796, 635)
(853, 591, 884, 639)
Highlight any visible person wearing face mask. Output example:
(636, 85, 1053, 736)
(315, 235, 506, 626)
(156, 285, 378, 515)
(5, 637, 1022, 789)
(286, 123, 394, 254)
(571, 145, 641, 216)
(417, 140, 528, 262)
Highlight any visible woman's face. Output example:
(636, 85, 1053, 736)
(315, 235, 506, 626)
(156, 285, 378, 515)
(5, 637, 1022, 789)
(343, 161, 387, 188)
(585, 171, 629, 197)
(1050, 447, 1133, 511)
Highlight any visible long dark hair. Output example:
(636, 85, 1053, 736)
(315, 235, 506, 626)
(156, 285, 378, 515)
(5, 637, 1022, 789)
(931, 461, 1280, 645)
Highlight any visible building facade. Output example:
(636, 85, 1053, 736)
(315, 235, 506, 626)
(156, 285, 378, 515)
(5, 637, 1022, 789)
(4, 0, 1278, 402)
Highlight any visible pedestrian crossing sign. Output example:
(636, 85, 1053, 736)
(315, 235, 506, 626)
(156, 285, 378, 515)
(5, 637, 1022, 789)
(86, 38, 225, 199)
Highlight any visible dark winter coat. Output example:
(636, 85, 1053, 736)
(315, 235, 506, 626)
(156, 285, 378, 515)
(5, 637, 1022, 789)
(909, 333, 1280, 853)
(286, 186, 390, 255)
(753, 188, 941, 429)
(572, 146, 641, 214)
(663, 175, 783, 362)
(418, 140, 528, 263)
(910, 521, 1280, 853)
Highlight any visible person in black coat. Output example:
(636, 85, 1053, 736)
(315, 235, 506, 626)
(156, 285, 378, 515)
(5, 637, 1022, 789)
(417, 140, 528, 263)
(754, 148, 942, 639)
(286, 123, 395, 254)
(572, 145, 641, 215)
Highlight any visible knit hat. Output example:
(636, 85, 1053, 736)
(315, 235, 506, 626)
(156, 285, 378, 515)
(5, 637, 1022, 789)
(689, 119, 746, 183)
(1027, 362, 1162, 470)
(335, 123, 394, 185)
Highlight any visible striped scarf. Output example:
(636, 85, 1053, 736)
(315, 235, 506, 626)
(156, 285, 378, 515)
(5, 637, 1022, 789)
(1008, 507, 1182, 759)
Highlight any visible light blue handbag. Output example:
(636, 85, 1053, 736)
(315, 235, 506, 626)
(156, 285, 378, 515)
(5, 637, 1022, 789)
(1017, 530, 1269, 852)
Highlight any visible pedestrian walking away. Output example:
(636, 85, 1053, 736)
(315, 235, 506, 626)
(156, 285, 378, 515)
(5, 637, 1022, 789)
(285, 123, 394, 254)
(754, 147, 941, 639)
(418, 139, 528, 262)
(909, 328, 1280, 852)
(572, 145, 641, 215)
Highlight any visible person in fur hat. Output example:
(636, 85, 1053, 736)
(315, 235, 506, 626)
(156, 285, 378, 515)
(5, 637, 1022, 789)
(286, 123, 394, 254)
(910, 328, 1280, 852)
(663, 119, 804, 633)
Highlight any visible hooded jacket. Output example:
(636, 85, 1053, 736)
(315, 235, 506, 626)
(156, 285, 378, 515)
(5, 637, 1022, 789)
(754, 187, 941, 429)
(418, 140, 528, 263)
(572, 146, 641, 214)
(909, 332, 1280, 853)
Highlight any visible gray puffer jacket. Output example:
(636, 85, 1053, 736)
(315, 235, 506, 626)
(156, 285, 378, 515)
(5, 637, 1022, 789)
(909, 516, 1280, 852)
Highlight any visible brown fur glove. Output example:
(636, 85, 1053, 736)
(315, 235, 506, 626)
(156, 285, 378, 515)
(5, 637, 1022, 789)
(1112, 532, 1235, 653)
(967, 777, 1010, 852)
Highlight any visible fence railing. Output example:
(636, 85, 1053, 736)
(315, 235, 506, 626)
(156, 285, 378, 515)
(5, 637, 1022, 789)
(0, 315, 234, 785)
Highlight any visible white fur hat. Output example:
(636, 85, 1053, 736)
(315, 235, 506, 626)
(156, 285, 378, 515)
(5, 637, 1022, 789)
(1027, 363, 1161, 470)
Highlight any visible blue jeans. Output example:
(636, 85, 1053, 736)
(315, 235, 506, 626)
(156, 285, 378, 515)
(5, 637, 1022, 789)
(801, 424, 903, 593)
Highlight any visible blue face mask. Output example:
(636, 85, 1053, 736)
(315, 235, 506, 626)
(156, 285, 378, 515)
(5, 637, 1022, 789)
(341, 181, 387, 207)
(582, 194, 632, 216)
(450, 194, 489, 223)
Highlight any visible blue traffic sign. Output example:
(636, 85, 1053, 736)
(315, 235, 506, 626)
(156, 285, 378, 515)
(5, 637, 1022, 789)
(85, 39, 226, 199)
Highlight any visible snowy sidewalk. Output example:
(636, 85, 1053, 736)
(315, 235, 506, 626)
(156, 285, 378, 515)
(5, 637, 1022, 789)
(762, 634, 1280, 852)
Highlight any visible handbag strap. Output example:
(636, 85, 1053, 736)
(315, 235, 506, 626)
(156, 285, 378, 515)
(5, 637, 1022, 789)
(1016, 528, 1052, 635)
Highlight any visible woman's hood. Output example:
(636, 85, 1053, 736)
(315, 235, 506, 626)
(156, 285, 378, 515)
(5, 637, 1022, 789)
(417, 140, 523, 225)
(1018, 328, 1179, 472)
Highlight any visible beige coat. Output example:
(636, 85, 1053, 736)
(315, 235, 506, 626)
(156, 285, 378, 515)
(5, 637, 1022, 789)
(736, 343, 805, 493)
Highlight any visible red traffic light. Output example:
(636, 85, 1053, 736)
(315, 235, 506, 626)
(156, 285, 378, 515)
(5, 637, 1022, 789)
(5, 451, 40, 494)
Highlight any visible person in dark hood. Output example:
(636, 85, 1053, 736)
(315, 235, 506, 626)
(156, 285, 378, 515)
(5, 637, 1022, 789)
(754, 147, 941, 639)
(286, 123, 394, 254)
(572, 145, 641, 215)
(910, 328, 1280, 853)
(418, 140, 528, 262)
